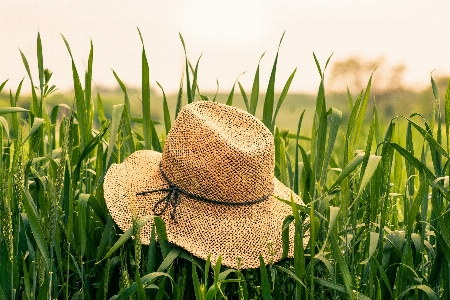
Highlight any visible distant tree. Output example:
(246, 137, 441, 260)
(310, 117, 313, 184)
(327, 56, 406, 95)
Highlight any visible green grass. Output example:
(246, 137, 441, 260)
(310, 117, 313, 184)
(1, 31, 450, 299)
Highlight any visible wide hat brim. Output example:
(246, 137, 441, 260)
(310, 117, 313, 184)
(104, 150, 308, 269)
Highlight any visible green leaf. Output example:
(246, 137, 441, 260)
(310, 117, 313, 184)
(0, 79, 8, 93)
(294, 110, 305, 195)
(175, 72, 184, 119)
(113, 272, 172, 300)
(403, 116, 449, 159)
(238, 82, 249, 111)
(329, 152, 365, 192)
(62, 34, 88, 150)
(20, 187, 50, 269)
(431, 75, 440, 100)
(139, 28, 152, 150)
(157, 248, 182, 272)
(262, 32, 284, 131)
(135, 271, 146, 300)
(356, 155, 382, 198)
(0, 117, 9, 141)
(390, 142, 449, 198)
(22, 117, 44, 144)
(226, 72, 245, 106)
(20, 49, 39, 116)
(249, 52, 265, 115)
(78, 193, 89, 256)
(361, 232, 379, 264)
(157, 81, 172, 135)
(191, 261, 203, 300)
(259, 255, 273, 300)
(330, 232, 354, 300)
(397, 285, 438, 300)
(97, 215, 153, 264)
(154, 216, 170, 258)
(320, 107, 342, 186)
(271, 68, 296, 128)
(0, 107, 29, 115)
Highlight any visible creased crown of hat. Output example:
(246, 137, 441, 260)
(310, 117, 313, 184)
(104, 101, 308, 269)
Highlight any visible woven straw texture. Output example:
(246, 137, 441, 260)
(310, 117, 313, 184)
(104, 101, 308, 269)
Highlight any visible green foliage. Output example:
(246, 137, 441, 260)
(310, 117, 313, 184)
(0, 31, 449, 299)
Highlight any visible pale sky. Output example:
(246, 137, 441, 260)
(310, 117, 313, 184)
(1, 1, 450, 95)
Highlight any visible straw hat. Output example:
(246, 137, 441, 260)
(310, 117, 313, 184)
(104, 101, 308, 269)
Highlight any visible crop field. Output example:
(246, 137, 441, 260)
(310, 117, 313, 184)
(1, 32, 450, 299)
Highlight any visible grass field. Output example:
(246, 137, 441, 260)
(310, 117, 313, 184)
(1, 32, 450, 299)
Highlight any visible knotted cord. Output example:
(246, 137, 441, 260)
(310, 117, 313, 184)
(136, 163, 273, 222)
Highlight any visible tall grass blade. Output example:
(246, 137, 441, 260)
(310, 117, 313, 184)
(19, 49, 39, 117)
(138, 28, 152, 150)
(262, 32, 284, 131)
(22, 117, 44, 144)
(157, 82, 172, 135)
(271, 68, 296, 129)
(320, 107, 342, 187)
(0, 79, 8, 92)
(330, 232, 354, 300)
(249, 52, 265, 115)
(85, 40, 94, 137)
(226, 72, 245, 106)
(112, 70, 135, 153)
(20, 187, 49, 269)
(350, 73, 373, 153)
(294, 110, 305, 195)
(175, 72, 184, 119)
(61, 34, 88, 150)
(238, 82, 250, 111)
(356, 155, 381, 198)
(258, 255, 273, 300)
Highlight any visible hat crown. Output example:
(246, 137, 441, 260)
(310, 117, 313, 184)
(161, 102, 274, 203)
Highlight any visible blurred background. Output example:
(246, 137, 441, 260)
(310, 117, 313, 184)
(1, 0, 450, 131)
